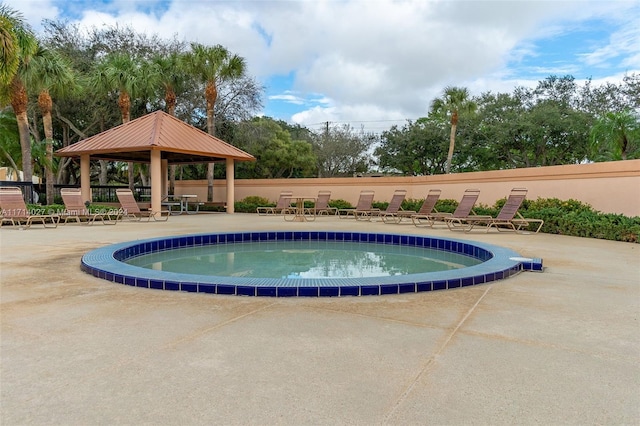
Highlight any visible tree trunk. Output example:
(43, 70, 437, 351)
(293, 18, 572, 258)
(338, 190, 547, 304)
(16, 111, 32, 183)
(445, 123, 457, 174)
(119, 92, 134, 190)
(139, 164, 148, 187)
(39, 91, 56, 205)
(207, 163, 214, 202)
(43, 112, 55, 204)
(29, 111, 41, 144)
(128, 163, 135, 191)
(99, 160, 108, 185)
(10, 78, 32, 183)
(2, 150, 21, 177)
(205, 82, 217, 202)
(169, 165, 176, 195)
(166, 89, 176, 116)
(167, 92, 177, 194)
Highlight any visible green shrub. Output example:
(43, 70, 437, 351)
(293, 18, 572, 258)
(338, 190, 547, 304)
(198, 204, 226, 212)
(523, 207, 563, 234)
(372, 201, 387, 210)
(434, 199, 458, 214)
(234, 196, 272, 213)
(328, 199, 353, 210)
(471, 203, 497, 217)
(401, 198, 422, 212)
(558, 211, 640, 242)
(27, 203, 64, 214)
(88, 204, 118, 214)
(525, 198, 593, 214)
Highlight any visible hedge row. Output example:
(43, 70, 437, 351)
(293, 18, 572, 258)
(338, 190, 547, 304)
(232, 196, 639, 243)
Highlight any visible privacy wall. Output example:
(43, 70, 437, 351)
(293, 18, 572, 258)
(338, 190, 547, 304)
(175, 160, 640, 217)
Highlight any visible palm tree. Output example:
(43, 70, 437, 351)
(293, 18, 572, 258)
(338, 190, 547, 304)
(0, 5, 38, 183)
(0, 5, 21, 86)
(153, 51, 186, 116)
(185, 43, 246, 201)
(153, 51, 187, 194)
(93, 52, 139, 123)
(590, 110, 640, 161)
(92, 52, 158, 188)
(430, 86, 477, 173)
(22, 46, 77, 204)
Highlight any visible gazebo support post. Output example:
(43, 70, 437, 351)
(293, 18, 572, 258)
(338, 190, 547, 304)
(150, 149, 162, 217)
(161, 159, 168, 199)
(226, 158, 235, 214)
(80, 154, 91, 204)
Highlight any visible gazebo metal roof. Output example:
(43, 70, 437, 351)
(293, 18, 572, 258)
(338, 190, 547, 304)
(55, 110, 255, 164)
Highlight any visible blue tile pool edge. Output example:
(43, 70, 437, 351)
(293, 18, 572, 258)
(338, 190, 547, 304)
(81, 231, 543, 297)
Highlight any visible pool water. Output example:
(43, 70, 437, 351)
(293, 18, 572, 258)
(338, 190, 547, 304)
(126, 241, 482, 279)
(81, 231, 543, 297)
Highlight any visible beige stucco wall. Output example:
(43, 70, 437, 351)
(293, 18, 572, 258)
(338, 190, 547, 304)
(175, 159, 640, 217)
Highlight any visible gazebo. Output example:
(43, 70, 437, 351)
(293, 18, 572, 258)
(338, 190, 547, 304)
(55, 110, 255, 214)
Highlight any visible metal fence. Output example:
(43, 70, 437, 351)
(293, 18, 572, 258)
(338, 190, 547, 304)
(53, 185, 152, 203)
(0, 181, 39, 204)
(0, 181, 152, 204)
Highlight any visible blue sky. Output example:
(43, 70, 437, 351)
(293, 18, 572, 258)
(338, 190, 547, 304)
(7, 0, 640, 134)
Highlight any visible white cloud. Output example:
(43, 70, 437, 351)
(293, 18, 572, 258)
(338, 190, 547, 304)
(268, 93, 305, 105)
(581, 21, 640, 69)
(3, 0, 59, 32)
(7, 0, 640, 131)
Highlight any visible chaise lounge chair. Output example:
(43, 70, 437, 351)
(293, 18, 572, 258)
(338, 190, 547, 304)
(0, 186, 59, 229)
(60, 188, 119, 225)
(405, 189, 443, 226)
(337, 190, 379, 220)
(378, 190, 408, 223)
(306, 190, 337, 216)
(116, 188, 170, 221)
(257, 191, 293, 215)
(445, 188, 544, 233)
(417, 188, 480, 229)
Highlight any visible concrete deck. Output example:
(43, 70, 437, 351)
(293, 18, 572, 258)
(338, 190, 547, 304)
(1, 213, 638, 425)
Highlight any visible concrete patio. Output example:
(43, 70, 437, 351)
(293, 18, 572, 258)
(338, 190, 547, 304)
(1, 212, 638, 425)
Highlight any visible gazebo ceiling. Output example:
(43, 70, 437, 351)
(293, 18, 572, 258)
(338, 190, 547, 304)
(55, 110, 255, 164)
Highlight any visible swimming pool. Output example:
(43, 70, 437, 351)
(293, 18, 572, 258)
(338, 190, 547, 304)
(125, 240, 484, 278)
(81, 231, 543, 297)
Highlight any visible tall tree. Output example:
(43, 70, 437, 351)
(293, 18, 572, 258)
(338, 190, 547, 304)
(0, 5, 38, 183)
(376, 118, 448, 175)
(152, 51, 186, 116)
(153, 51, 187, 193)
(430, 86, 477, 173)
(93, 52, 139, 123)
(185, 43, 246, 201)
(23, 46, 77, 204)
(233, 117, 316, 178)
(311, 123, 374, 177)
(590, 110, 640, 161)
(92, 52, 158, 188)
(0, 4, 21, 86)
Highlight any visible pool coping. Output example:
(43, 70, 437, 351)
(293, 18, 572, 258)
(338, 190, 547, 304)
(81, 231, 543, 297)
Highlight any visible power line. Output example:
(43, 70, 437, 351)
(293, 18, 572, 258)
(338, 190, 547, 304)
(306, 118, 421, 126)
